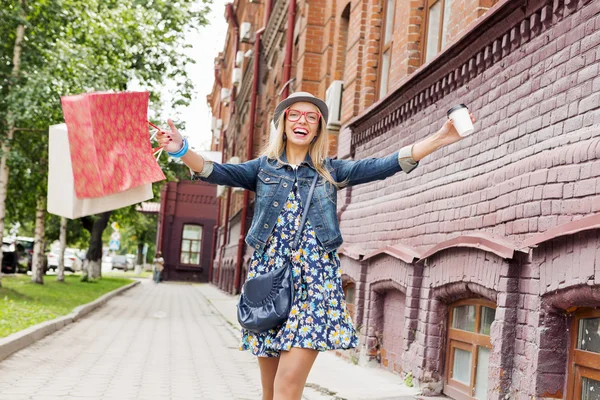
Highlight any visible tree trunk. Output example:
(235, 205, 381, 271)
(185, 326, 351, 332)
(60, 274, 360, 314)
(31, 196, 46, 284)
(82, 211, 111, 281)
(57, 217, 67, 282)
(136, 242, 144, 266)
(0, 1, 26, 289)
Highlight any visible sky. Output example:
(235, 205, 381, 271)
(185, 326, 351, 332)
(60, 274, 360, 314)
(157, 0, 230, 152)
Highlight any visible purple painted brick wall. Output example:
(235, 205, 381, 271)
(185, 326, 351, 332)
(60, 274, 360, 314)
(381, 289, 406, 373)
(338, 0, 600, 255)
(336, 0, 600, 398)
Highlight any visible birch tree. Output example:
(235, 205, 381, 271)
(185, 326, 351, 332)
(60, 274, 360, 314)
(1, 0, 210, 284)
(56, 217, 67, 282)
(30, 196, 46, 284)
(0, 0, 26, 287)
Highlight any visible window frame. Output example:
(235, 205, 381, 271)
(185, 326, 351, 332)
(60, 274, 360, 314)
(343, 281, 356, 320)
(376, 0, 395, 99)
(444, 299, 496, 400)
(179, 223, 203, 266)
(421, 0, 448, 65)
(567, 308, 600, 400)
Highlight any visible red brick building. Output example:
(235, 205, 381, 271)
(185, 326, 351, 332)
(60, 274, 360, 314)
(156, 181, 217, 282)
(207, 0, 600, 398)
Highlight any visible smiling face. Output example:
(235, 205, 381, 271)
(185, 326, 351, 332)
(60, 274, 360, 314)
(284, 101, 321, 149)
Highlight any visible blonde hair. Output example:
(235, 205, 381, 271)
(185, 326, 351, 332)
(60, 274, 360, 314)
(259, 112, 345, 189)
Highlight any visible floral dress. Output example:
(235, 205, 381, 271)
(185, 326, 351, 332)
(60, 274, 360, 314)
(240, 177, 360, 357)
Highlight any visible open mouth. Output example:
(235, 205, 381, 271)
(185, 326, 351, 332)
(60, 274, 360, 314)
(293, 127, 309, 137)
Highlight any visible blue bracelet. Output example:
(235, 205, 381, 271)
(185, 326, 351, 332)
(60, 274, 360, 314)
(167, 137, 189, 158)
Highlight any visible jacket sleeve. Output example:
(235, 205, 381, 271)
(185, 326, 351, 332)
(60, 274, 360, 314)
(192, 157, 262, 192)
(330, 145, 418, 188)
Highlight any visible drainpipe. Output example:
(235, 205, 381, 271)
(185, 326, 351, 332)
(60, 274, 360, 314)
(217, 134, 231, 289)
(281, 0, 296, 100)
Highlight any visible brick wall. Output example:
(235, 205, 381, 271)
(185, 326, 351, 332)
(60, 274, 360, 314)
(386, 1, 423, 92)
(205, 0, 600, 396)
(340, 0, 600, 254)
(336, 2, 600, 396)
(381, 289, 406, 373)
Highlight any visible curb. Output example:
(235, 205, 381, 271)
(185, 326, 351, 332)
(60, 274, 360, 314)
(0, 279, 140, 362)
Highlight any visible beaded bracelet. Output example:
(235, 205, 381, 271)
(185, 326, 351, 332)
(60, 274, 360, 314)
(167, 137, 189, 158)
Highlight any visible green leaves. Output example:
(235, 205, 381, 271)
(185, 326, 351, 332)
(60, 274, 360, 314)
(2, 0, 212, 245)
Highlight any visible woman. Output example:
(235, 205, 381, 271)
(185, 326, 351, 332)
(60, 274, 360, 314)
(156, 92, 474, 400)
(152, 251, 164, 283)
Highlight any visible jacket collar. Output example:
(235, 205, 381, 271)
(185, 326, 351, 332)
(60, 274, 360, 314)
(276, 147, 315, 170)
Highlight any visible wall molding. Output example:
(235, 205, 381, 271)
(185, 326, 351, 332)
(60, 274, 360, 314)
(347, 0, 584, 150)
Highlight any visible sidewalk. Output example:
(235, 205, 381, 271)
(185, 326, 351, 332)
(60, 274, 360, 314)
(0, 279, 264, 400)
(195, 284, 420, 400)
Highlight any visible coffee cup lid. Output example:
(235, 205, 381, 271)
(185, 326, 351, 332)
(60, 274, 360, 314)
(447, 104, 468, 117)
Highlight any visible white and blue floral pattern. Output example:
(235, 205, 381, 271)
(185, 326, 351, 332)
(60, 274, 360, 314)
(240, 183, 359, 357)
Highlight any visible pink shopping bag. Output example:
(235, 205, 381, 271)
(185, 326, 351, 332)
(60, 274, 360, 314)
(60, 91, 165, 198)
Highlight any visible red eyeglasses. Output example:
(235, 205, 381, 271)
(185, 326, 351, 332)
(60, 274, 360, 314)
(285, 109, 322, 124)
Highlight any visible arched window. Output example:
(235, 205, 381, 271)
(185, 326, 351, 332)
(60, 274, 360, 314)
(445, 299, 496, 399)
(343, 281, 356, 320)
(567, 309, 600, 399)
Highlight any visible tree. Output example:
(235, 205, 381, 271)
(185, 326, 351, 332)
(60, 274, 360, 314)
(80, 212, 111, 281)
(0, 0, 211, 283)
(30, 196, 46, 284)
(116, 207, 158, 267)
(0, 0, 26, 288)
(56, 217, 67, 282)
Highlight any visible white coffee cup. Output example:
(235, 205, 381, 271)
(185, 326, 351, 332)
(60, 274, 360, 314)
(447, 104, 474, 137)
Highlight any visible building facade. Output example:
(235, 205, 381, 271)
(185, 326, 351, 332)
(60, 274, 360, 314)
(156, 181, 217, 282)
(207, 0, 600, 398)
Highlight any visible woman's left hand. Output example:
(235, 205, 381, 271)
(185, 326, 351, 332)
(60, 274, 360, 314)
(437, 113, 476, 145)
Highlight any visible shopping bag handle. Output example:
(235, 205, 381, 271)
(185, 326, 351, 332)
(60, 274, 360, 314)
(148, 121, 164, 160)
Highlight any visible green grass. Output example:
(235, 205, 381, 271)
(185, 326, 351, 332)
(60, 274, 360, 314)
(0, 274, 132, 338)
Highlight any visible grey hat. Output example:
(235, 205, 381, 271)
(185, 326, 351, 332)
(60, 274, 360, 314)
(273, 92, 328, 127)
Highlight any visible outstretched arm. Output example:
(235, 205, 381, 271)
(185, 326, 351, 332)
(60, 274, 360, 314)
(411, 114, 475, 161)
(155, 119, 260, 191)
(332, 113, 476, 188)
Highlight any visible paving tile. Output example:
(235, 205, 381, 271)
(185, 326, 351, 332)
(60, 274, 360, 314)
(0, 280, 263, 400)
(0, 280, 420, 400)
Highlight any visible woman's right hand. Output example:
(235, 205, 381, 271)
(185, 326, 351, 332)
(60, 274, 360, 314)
(155, 119, 184, 153)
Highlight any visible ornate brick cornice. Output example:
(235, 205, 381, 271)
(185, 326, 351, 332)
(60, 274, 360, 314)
(348, 0, 581, 150)
(262, 0, 287, 60)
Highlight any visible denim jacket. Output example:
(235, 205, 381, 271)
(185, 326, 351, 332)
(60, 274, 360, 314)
(193, 145, 418, 253)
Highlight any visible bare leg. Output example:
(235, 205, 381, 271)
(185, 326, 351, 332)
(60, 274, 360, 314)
(273, 348, 319, 400)
(258, 356, 280, 400)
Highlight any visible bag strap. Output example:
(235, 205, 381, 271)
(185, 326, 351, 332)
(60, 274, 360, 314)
(291, 172, 319, 251)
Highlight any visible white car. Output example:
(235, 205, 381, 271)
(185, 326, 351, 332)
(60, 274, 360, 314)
(47, 248, 82, 272)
